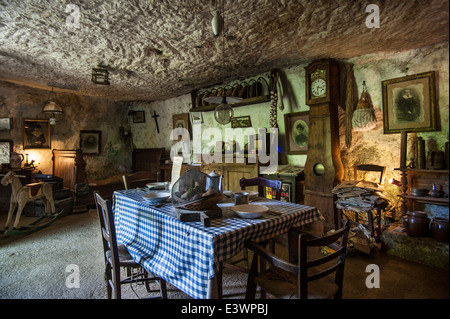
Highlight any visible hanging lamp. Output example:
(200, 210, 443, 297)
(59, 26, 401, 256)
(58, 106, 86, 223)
(208, 0, 242, 124)
(42, 87, 63, 125)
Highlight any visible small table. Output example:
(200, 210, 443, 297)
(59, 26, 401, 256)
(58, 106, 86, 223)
(113, 189, 324, 299)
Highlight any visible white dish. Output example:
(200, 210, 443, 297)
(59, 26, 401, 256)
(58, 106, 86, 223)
(142, 191, 171, 204)
(146, 182, 166, 190)
(232, 204, 269, 219)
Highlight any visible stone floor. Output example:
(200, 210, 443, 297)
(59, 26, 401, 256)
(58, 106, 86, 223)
(0, 211, 448, 300)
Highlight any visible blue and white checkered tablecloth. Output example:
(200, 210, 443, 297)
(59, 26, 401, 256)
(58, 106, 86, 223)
(113, 189, 324, 299)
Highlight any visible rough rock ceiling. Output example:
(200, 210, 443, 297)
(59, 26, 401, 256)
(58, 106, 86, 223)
(0, 0, 448, 102)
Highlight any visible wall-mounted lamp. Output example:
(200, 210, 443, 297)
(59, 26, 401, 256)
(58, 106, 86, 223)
(42, 87, 63, 125)
(389, 178, 402, 187)
(91, 67, 110, 85)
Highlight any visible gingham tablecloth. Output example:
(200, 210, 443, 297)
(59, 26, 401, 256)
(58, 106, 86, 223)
(113, 189, 324, 299)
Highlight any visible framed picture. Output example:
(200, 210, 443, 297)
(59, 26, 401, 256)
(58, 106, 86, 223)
(80, 130, 101, 154)
(173, 113, 190, 141)
(24, 119, 51, 149)
(0, 140, 12, 165)
(231, 116, 252, 128)
(382, 71, 437, 134)
(133, 111, 145, 123)
(190, 112, 203, 124)
(284, 111, 309, 155)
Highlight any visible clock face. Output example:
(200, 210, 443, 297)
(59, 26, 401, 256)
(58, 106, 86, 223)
(311, 78, 326, 97)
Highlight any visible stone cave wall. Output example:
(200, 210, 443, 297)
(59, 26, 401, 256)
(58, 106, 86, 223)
(127, 43, 449, 218)
(0, 81, 132, 180)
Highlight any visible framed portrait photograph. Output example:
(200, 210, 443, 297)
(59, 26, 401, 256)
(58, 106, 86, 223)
(231, 116, 252, 128)
(284, 111, 309, 155)
(133, 111, 145, 123)
(382, 71, 437, 134)
(173, 113, 190, 141)
(0, 140, 12, 165)
(24, 119, 51, 149)
(80, 130, 101, 154)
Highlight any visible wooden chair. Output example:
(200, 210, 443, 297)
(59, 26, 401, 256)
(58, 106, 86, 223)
(122, 170, 157, 190)
(239, 176, 283, 200)
(341, 164, 387, 242)
(245, 220, 351, 299)
(93, 191, 167, 299)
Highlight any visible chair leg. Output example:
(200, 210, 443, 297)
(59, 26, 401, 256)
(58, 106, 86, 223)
(245, 254, 258, 299)
(217, 263, 223, 299)
(159, 279, 168, 299)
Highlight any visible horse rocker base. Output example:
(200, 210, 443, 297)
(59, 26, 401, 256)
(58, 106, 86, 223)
(0, 210, 66, 236)
(1, 170, 58, 231)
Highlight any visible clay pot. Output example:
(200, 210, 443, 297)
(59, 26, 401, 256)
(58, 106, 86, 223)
(430, 217, 449, 243)
(403, 211, 430, 237)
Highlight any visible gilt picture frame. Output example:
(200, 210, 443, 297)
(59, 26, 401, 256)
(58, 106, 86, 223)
(231, 116, 252, 128)
(173, 113, 190, 141)
(284, 111, 309, 155)
(382, 71, 437, 134)
(24, 119, 51, 149)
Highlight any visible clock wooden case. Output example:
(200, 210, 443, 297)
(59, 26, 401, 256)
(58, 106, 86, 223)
(305, 59, 340, 106)
(303, 59, 343, 230)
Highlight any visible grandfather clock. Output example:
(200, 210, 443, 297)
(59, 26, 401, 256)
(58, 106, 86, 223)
(304, 59, 344, 229)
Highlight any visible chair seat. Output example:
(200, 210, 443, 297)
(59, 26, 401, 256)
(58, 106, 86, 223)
(255, 267, 339, 299)
(106, 244, 140, 268)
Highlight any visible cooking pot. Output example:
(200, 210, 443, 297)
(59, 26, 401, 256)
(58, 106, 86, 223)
(430, 217, 449, 243)
(403, 211, 430, 237)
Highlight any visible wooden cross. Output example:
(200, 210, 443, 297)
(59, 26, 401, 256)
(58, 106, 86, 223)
(152, 110, 160, 133)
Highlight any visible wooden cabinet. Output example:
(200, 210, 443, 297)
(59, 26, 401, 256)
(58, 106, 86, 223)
(398, 168, 449, 215)
(201, 156, 258, 192)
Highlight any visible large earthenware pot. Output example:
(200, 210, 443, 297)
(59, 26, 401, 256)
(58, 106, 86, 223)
(430, 217, 449, 243)
(404, 211, 430, 237)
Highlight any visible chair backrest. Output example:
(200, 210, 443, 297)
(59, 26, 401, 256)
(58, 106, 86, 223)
(353, 164, 386, 186)
(297, 219, 351, 299)
(123, 170, 156, 190)
(93, 190, 121, 296)
(240, 177, 283, 200)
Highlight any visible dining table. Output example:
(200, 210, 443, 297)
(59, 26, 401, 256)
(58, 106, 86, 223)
(112, 188, 324, 299)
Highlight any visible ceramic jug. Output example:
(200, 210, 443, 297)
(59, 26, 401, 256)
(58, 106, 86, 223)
(10, 152, 24, 169)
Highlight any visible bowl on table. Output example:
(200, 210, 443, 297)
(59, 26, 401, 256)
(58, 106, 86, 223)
(146, 182, 166, 190)
(246, 190, 259, 200)
(232, 204, 269, 219)
(142, 191, 171, 204)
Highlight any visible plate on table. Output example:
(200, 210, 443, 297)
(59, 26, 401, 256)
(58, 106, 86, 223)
(146, 182, 166, 190)
(142, 191, 171, 204)
(232, 204, 269, 219)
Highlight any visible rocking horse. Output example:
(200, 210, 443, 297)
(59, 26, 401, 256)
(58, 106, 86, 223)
(1, 170, 63, 235)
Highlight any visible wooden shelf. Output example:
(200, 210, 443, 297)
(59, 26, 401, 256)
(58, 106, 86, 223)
(398, 194, 449, 205)
(398, 168, 449, 214)
(189, 95, 271, 112)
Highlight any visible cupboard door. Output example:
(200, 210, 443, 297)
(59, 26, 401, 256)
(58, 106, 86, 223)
(223, 165, 258, 192)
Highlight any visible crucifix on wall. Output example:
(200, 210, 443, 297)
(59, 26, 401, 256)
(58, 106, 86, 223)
(152, 110, 160, 133)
